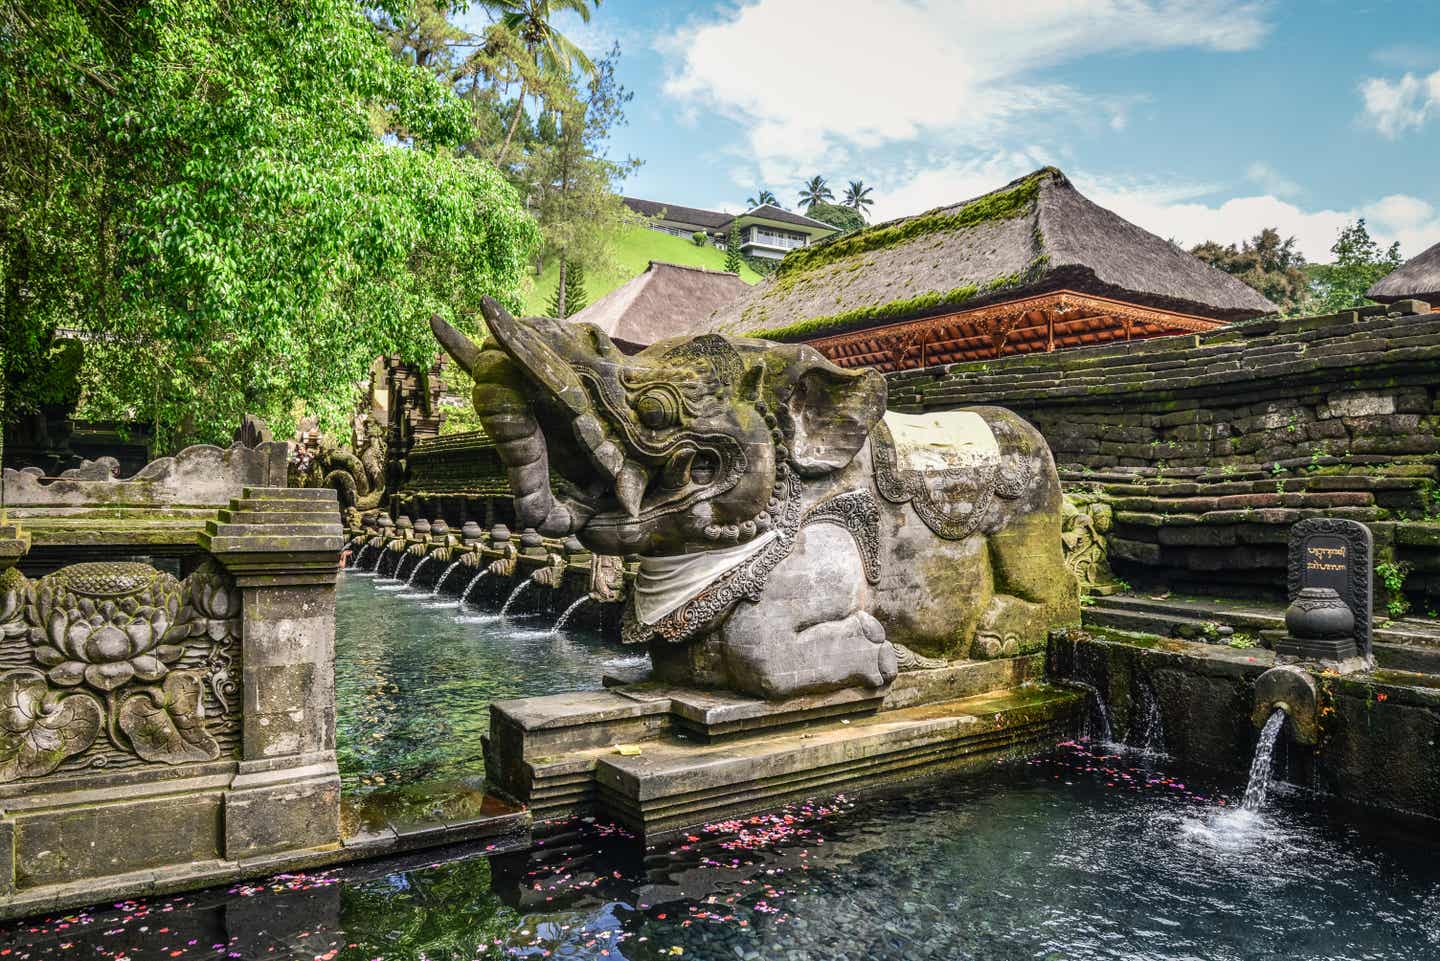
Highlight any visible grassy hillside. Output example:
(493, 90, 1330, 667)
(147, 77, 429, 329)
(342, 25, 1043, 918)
(522, 225, 761, 315)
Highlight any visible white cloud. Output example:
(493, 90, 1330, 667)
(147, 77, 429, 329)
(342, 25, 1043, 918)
(663, 0, 1271, 164)
(1245, 162, 1300, 198)
(1360, 69, 1440, 138)
(867, 155, 1440, 262)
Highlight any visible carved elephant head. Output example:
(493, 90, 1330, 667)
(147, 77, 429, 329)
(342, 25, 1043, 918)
(431, 299, 885, 557)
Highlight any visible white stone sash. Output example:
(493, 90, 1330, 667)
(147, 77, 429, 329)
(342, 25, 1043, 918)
(632, 530, 779, 625)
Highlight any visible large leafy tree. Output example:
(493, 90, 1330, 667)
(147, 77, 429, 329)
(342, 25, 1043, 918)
(1190, 228, 1310, 315)
(1309, 219, 1404, 314)
(797, 175, 833, 211)
(843, 180, 874, 220)
(1, 0, 540, 450)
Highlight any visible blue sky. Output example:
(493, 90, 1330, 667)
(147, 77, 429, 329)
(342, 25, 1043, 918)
(478, 1, 1440, 263)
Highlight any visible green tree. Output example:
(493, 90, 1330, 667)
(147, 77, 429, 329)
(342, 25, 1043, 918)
(843, 179, 874, 219)
(1310, 219, 1404, 314)
(547, 258, 587, 317)
(747, 188, 779, 207)
(1, 0, 540, 450)
(1189, 228, 1310, 315)
(798, 175, 833, 211)
(523, 47, 639, 291)
(724, 225, 743, 273)
(805, 201, 865, 233)
(485, 0, 601, 167)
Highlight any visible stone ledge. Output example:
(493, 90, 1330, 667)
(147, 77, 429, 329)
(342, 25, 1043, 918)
(0, 804, 531, 923)
(589, 686, 1081, 838)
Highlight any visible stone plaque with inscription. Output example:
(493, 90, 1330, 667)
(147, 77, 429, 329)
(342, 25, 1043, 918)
(1279, 517, 1373, 662)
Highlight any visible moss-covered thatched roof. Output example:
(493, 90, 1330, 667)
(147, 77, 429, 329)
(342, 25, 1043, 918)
(708, 168, 1277, 342)
(1368, 239, 1440, 304)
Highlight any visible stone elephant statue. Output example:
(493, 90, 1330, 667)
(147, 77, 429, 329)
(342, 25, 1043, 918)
(432, 300, 1078, 700)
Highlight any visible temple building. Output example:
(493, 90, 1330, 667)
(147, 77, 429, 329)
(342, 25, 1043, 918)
(707, 167, 1278, 372)
(1368, 239, 1440, 307)
(622, 196, 838, 260)
(565, 260, 750, 351)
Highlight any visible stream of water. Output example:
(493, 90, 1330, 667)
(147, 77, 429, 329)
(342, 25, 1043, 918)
(1242, 708, 1287, 812)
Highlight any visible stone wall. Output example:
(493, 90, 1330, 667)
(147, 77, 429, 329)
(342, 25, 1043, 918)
(890, 300, 1440, 608)
(0, 449, 344, 919)
(392, 430, 514, 529)
(1050, 630, 1440, 823)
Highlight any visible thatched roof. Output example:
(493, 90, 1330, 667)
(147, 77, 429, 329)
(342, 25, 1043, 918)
(1368, 240, 1440, 304)
(565, 261, 750, 350)
(708, 168, 1277, 341)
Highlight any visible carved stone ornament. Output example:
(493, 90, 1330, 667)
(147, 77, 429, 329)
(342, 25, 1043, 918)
(623, 466, 803, 646)
(870, 418, 1036, 541)
(0, 560, 240, 782)
(1286, 517, 1373, 649)
(622, 471, 885, 647)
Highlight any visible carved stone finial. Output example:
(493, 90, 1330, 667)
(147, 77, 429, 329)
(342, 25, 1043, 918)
(461, 521, 484, 544)
(233, 414, 272, 449)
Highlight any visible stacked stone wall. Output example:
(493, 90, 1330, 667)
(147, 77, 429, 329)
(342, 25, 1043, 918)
(890, 300, 1440, 610)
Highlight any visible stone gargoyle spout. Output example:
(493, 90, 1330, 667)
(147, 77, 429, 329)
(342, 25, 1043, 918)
(432, 299, 1078, 699)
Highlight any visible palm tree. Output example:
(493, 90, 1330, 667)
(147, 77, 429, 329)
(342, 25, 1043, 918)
(487, 0, 601, 166)
(746, 189, 779, 208)
(797, 176, 833, 211)
(844, 180, 874, 220)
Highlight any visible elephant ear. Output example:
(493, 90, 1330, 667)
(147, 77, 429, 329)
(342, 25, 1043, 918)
(771, 345, 886, 476)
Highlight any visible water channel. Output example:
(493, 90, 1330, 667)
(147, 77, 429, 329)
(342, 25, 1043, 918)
(4, 574, 1438, 961)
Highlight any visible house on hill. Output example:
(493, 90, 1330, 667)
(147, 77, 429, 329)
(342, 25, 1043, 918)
(565, 261, 751, 351)
(1367, 239, 1440, 308)
(622, 197, 838, 261)
(706, 168, 1278, 372)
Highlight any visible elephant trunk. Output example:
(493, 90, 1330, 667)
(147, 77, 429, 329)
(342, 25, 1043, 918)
(470, 350, 589, 536)
(430, 312, 592, 536)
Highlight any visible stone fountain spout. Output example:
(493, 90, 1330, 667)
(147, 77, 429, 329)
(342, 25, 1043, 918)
(1252, 665, 1319, 745)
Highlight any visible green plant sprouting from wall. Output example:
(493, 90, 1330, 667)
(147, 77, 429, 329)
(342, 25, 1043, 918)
(1376, 559, 1412, 619)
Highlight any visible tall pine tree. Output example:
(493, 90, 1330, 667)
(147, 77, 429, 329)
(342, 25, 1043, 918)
(724, 226, 743, 273)
(548, 260, 588, 317)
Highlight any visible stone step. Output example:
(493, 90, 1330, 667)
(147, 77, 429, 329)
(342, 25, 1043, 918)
(1083, 606, 1236, 642)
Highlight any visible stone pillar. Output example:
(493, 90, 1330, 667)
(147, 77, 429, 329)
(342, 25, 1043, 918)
(201, 487, 344, 860)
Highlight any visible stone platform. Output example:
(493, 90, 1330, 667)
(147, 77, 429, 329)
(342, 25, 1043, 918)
(483, 657, 1084, 839)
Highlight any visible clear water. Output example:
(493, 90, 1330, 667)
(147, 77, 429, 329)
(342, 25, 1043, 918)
(334, 572, 642, 791)
(5, 741, 1440, 960)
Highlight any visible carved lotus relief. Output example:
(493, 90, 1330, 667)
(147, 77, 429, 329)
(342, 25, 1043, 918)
(0, 560, 240, 782)
(28, 562, 186, 692)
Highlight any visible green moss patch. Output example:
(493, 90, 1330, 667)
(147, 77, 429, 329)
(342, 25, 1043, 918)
(750, 256, 1049, 342)
(771, 169, 1049, 282)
